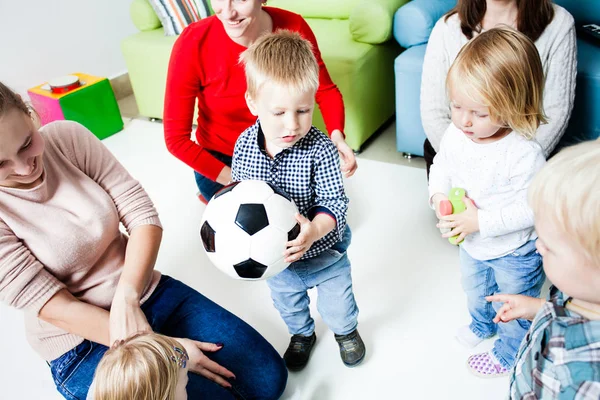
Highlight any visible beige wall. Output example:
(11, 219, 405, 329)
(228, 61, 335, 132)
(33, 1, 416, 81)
(0, 0, 137, 97)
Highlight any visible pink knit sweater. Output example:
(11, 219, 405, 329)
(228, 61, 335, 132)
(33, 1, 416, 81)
(0, 121, 162, 361)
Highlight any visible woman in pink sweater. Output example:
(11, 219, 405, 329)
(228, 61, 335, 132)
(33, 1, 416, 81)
(0, 82, 286, 399)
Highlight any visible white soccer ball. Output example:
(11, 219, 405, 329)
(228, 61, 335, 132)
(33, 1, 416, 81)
(200, 180, 300, 280)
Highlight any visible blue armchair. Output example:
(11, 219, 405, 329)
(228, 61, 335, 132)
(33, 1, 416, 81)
(393, 0, 600, 157)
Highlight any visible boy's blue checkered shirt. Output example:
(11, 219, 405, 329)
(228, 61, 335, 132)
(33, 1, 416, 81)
(231, 121, 348, 260)
(510, 285, 600, 399)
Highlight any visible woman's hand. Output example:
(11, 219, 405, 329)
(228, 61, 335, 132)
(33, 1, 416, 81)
(437, 197, 479, 243)
(109, 285, 152, 344)
(486, 294, 545, 323)
(109, 224, 162, 343)
(175, 338, 236, 388)
(216, 166, 233, 185)
(331, 130, 357, 178)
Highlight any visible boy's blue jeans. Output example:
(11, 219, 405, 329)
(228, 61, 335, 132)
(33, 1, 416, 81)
(460, 239, 544, 369)
(267, 227, 359, 336)
(48, 276, 287, 400)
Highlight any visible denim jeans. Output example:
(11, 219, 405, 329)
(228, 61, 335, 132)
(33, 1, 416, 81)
(267, 227, 358, 336)
(460, 239, 544, 369)
(194, 151, 233, 201)
(48, 276, 287, 400)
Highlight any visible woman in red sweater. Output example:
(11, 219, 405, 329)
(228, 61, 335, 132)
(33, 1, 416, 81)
(164, 0, 357, 201)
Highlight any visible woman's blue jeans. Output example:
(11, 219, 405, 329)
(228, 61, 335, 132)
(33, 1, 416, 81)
(48, 276, 287, 400)
(460, 240, 544, 369)
(194, 151, 232, 201)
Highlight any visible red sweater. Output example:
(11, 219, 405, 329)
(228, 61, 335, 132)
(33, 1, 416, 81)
(164, 7, 345, 180)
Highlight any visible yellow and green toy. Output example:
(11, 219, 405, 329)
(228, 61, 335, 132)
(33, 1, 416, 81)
(439, 187, 466, 245)
(27, 73, 123, 140)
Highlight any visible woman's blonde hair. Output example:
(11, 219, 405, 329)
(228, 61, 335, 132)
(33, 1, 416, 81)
(93, 333, 188, 400)
(239, 30, 319, 98)
(0, 82, 29, 117)
(528, 140, 600, 267)
(446, 26, 547, 140)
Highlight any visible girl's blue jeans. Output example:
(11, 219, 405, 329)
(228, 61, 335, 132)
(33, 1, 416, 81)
(460, 239, 545, 369)
(48, 275, 287, 400)
(267, 227, 359, 336)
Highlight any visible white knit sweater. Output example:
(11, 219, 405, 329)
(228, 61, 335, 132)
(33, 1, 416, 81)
(428, 123, 545, 261)
(420, 5, 577, 156)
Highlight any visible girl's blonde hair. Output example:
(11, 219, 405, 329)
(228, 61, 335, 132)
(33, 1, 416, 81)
(446, 26, 547, 140)
(93, 333, 188, 400)
(528, 140, 600, 267)
(239, 30, 319, 98)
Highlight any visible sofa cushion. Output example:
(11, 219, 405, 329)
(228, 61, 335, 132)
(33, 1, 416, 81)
(147, 0, 210, 35)
(304, 19, 371, 71)
(130, 0, 162, 31)
(349, 0, 410, 44)
(393, 0, 456, 48)
(304, 18, 400, 150)
(121, 29, 179, 118)
(267, 0, 360, 20)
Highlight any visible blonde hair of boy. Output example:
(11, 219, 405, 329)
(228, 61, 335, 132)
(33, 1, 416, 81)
(239, 30, 319, 98)
(92, 333, 187, 400)
(528, 140, 600, 267)
(446, 26, 547, 140)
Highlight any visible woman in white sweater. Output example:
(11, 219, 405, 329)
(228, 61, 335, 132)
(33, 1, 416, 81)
(420, 0, 577, 174)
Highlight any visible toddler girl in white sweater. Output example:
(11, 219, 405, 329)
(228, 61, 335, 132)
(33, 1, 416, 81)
(429, 26, 546, 378)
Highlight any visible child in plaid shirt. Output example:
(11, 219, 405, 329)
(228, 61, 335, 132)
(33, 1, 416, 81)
(488, 140, 600, 399)
(232, 31, 365, 371)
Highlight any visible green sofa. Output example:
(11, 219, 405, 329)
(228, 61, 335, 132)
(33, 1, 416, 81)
(121, 0, 408, 150)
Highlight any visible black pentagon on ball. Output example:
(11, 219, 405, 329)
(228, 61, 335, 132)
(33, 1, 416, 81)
(235, 203, 269, 235)
(213, 181, 240, 200)
(234, 258, 268, 279)
(265, 181, 292, 202)
(200, 221, 216, 252)
(288, 223, 301, 241)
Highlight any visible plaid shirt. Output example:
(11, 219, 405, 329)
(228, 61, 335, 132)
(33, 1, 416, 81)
(231, 121, 348, 260)
(510, 286, 600, 399)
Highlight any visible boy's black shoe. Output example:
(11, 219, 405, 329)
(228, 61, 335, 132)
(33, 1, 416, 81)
(334, 329, 366, 367)
(283, 332, 317, 371)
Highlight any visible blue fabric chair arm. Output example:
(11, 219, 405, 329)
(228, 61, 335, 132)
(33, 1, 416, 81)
(393, 0, 456, 48)
(553, 0, 600, 25)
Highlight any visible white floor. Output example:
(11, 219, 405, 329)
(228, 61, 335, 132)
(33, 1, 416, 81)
(0, 119, 511, 399)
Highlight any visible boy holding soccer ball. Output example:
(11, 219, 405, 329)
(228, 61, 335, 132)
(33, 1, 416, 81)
(231, 31, 365, 371)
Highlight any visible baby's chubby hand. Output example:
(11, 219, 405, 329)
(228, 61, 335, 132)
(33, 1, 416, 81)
(437, 196, 479, 243)
(431, 193, 449, 219)
(486, 294, 545, 323)
(284, 214, 319, 263)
